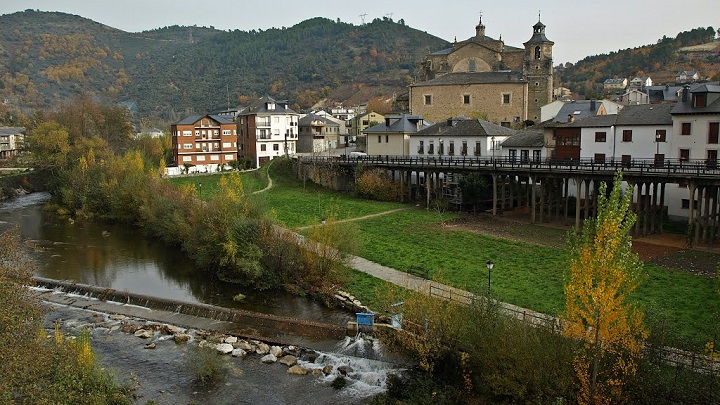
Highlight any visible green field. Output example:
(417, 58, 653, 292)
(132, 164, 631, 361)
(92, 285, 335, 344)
(167, 158, 720, 348)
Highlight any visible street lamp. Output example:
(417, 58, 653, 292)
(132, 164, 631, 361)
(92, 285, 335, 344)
(491, 136, 496, 162)
(486, 260, 494, 294)
(198, 182, 202, 197)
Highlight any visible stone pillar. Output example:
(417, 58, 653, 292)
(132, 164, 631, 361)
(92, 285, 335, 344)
(659, 182, 666, 233)
(492, 174, 498, 217)
(531, 176, 537, 224)
(575, 179, 582, 229)
(688, 183, 696, 246)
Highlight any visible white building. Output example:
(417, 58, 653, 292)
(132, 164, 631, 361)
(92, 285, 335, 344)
(237, 95, 299, 167)
(0, 127, 24, 159)
(410, 118, 515, 159)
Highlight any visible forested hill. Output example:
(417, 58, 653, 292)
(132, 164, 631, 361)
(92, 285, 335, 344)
(558, 27, 719, 98)
(0, 10, 448, 120)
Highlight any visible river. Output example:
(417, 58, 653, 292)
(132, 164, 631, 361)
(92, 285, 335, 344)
(1, 192, 403, 403)
(0, 192, 352, 324)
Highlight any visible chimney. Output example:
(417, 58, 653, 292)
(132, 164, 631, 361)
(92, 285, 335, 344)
(682, 85, 690, 103)
(590, 99, 597, 111)
(447, 118, 453, 127)
(385, 118, 391, 127)
(568, 114, 574, 123)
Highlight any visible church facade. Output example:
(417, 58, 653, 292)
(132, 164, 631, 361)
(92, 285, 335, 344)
(409, 18, 554, 125)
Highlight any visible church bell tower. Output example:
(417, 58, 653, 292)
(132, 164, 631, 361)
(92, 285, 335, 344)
(523, 17, 554, 123)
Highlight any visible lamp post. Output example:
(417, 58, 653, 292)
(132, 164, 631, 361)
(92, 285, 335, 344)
(198, 182, 202, 197)
(491, 136, 496, 162)
(486, 260, 494, 295)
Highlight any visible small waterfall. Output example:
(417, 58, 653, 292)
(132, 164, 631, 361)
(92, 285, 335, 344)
(297, 333, 405, 399)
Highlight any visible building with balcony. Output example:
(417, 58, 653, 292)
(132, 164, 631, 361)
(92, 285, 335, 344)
(0, 127, 24, 159)
(411, 117, 515, 159)
(170, 114, 237, 171)
(237, 95, 299, 167)
(297, 113, 341, 153)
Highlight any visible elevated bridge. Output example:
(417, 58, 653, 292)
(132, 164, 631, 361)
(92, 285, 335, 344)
(296, 155, 720, 245)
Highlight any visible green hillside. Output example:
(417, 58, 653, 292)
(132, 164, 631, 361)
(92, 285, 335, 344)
(0, 10, 447, 120)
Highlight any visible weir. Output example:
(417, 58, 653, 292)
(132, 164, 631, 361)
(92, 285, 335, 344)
(33, 277, 347, 342)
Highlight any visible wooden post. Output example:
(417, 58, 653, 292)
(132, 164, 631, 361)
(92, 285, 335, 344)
(584, 180, 591, 223)
(575, 179, 582, 229)
(531, 176, 537, 224)
(688, 183, 696, 246)
(539, 178, 545, 223)
(564, 178, 570, 220)
(643, 182, 650, 236)
(492, 174, 498, 217)
(703, 185, 711, 244)
(500, 175, 506, 213)
(425, 171, 431, 210)
(659, 182, 666, 233)
(651, 182, 659, 234)
(634, 183, 642, 235)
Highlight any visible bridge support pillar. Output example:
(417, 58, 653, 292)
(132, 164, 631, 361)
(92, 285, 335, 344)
(575, 179, 582, 229)
(531, 176, 536, 224)
(687, 183, 696, 246)
(492, 174, 498, 217)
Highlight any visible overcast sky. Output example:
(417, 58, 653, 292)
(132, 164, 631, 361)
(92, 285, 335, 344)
(1, 0, 718, 64)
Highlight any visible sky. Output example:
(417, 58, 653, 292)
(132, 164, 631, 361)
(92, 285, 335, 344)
(0, 0, 718, 64)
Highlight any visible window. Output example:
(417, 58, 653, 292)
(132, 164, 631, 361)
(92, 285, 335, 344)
(681, 122, 691, 135)
(461, 141, 468, 156)
(463, 94, 470, 104)
(534, 45, 541, 59)
(210, 155, 219, 161)
(709, 122, 719, 144)
(532, 150, 541, 162)
(680, 148, 690, 161)
(595, 132, 606, 142)
(509, 149, 517, 162)
(273, 144, 279, 151)
(222, 129, 232, 135)
(182, 130, 192, 137)
(468, 59, 476, 72)
(377, 135, 382, 143)
(475, 141, 482, 156)
(681, 199, 697, 209)
(418, 140, 424, 154)
(521, 149, 530, 162)
(656, 129, 666, 142)
(622, 130, 633, 142)
(183, 143, 193, 149)
(448, 141, 455, 155)
(385, 135, 389, 143)
(182, 156, 192, 162)
(260, 144, 266, 151)
(428, 141, 435, 154)
(654, 154, 665, 166)
(621, 154, 632, 167)
(438, 141, 444, 155)
(694, 93, 707, 108)
(424, 95, 432, 105)
(502, 93, 511, 104)
(197, 155, 205, 161)
(594, 153, 606, 164)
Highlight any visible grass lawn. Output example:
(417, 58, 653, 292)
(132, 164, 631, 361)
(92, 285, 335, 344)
(250, 159, 406, 228)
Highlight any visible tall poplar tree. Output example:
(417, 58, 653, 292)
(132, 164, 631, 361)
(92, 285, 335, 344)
(563, 171, 647, 405)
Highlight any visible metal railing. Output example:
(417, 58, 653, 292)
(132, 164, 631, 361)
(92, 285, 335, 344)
(299, 155, 720, 178)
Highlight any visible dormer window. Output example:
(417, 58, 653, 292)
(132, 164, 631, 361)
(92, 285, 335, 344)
(267, 102, 276, 110)
(694, 93, 707, 108)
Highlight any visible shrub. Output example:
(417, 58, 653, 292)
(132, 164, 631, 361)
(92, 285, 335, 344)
(185, 345, 229, 386)
(355, 168, 402, 201)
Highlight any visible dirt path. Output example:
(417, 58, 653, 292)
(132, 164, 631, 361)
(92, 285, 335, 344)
(251, 160, 274, 195)
(294, 207, 413, 231)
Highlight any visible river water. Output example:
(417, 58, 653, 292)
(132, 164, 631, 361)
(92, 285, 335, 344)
(0, 192, 352, 324)
(1, 193, 405, 403)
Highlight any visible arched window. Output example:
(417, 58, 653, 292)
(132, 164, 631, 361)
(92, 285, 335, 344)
(534, 46, 541, 60)
(468, 59, 477, 72)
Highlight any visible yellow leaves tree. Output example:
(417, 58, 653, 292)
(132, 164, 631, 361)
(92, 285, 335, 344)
(563, 171, 647, 405)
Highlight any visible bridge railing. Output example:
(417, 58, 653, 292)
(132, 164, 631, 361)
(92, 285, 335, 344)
(299, 155, 720, 177)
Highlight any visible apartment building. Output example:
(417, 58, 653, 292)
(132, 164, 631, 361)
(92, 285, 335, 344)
(171, 114, 238, 170)
(237, 95, 299, 168)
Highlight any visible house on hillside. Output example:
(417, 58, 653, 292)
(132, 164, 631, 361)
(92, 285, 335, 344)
(297, 113, 341, 153)
(170, 115, 237, 172)
(410, 117, 515, 159)
(409, 17, 554, 123)
(237, 95, 299, 167)
(136, 128, 164, 139)
(363, 114, 432, 156)
(629, 77, 652, 90)
(676, 70, 700, 83)
(0, 127, 24, 159)
(603, 78, 628, 91)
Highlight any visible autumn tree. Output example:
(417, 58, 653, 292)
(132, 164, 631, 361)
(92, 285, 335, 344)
(23, 121, 70, 173)
(562, 171, 647, 405)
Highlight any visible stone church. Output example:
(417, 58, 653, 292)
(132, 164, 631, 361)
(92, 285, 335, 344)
(408, 17, 554, 125)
